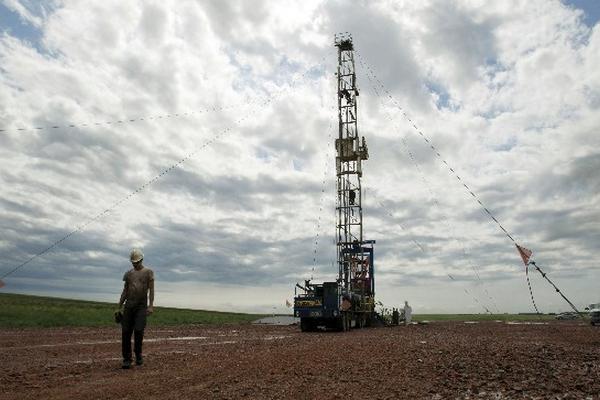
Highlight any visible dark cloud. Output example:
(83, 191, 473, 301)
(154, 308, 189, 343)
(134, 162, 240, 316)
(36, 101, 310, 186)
(539, 152, 600, 199)
(322, 0, 430, 111)
(0, 1, 598, 313)
(419, 2, 500, 86)
(152, 167, 321, 211)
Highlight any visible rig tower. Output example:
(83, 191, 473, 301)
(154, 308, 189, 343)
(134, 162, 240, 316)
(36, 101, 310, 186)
(334, 33, 375, 323)
(293, 33, 375, 332)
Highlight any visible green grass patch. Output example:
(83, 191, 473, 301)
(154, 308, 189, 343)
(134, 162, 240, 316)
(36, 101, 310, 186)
(0, 293, 265, 328)
(412, 313, 556, 322)
(0, 293, 561, 328)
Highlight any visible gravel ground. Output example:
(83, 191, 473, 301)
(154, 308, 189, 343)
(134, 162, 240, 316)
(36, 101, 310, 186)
(1, 321, 599, 399)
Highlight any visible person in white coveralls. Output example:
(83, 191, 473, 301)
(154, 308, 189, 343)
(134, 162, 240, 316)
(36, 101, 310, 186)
(404, 301, 412, 325)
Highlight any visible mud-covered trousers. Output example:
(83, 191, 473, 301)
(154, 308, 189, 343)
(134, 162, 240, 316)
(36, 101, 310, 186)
(122, 304, 147, 361)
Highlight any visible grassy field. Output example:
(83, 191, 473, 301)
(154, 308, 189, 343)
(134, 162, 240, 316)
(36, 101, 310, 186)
(0, 293, 265, 328)
(411, 313, 556, 322)
(0, 293, 560, 328)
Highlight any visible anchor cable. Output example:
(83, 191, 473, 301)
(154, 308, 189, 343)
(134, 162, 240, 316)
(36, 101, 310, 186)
(356, 52, 582, 315)
(1, 58, 326, 280)
(360, 60, 499, 313)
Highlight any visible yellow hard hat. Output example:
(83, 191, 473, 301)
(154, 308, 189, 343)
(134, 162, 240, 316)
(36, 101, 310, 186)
(130, 248, 144, 263)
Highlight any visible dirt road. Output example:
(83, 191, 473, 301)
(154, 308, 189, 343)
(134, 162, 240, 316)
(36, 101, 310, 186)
(1, 321, 598, 399)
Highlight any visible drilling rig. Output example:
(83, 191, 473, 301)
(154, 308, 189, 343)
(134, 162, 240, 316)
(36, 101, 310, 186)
(294, 33, 375, 332)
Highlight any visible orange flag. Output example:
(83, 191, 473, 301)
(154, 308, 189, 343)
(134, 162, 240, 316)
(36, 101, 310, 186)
(515, 244, 533, 266)
(0, 280, 5, 289)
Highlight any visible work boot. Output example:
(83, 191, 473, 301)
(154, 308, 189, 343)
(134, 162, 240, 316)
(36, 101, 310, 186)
(135, 355, 143, 366)
(122, 359, 132, 369)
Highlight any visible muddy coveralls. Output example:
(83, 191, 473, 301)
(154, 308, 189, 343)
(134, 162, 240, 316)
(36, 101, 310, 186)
(122, 267, 154, 362)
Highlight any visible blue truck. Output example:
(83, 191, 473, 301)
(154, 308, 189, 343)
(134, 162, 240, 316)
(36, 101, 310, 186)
(294, 242, 375, 332)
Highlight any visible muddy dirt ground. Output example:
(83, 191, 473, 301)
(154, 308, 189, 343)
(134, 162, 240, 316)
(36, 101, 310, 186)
(1, 320, 599, 399)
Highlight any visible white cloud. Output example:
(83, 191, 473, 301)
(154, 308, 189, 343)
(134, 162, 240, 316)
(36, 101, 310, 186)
(0, 0, 598, 314)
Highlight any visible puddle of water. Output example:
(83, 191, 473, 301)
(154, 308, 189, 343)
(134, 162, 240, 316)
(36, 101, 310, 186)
(146, 336, 208, 342)
(253, 316, 298, 326)
(263, 335, 290, 340)
(4, 332, 290, 352)
(79, 340, 119, 345)
(2, 336, 209, 350)
(199, 340, 238, 346)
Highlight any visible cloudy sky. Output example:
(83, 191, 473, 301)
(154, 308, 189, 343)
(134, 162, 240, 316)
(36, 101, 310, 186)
(0, 0, 598, 314)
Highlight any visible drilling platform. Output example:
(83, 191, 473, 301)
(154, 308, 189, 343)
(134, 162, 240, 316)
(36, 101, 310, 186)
(294, 33, 375, 331)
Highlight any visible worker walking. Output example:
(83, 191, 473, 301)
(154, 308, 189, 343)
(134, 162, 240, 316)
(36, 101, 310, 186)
(117, 248, 154, 369)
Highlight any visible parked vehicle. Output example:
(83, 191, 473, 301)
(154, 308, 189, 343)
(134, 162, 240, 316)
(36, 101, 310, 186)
(555, 312, 578, 320)
(585, 303, 600, 326)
